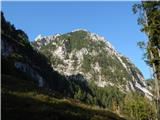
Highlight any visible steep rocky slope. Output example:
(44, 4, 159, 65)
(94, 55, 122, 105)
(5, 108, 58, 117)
(33, 29, 152, 99)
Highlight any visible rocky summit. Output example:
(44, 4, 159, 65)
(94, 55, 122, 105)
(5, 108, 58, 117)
(32, 29, 152, 99)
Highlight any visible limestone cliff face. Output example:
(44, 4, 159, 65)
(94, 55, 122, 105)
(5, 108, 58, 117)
(32, 29, 152, 99)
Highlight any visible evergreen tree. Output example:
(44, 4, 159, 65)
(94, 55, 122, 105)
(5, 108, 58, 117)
(133, 1, 160, 119)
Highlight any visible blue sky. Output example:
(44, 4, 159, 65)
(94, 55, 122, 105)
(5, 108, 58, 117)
(2, 1, 151, 79)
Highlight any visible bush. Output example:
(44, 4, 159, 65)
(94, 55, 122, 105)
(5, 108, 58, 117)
(123, 93, 156, 120)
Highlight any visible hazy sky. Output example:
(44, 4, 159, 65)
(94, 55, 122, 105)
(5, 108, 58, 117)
(2, 1, 151, 79)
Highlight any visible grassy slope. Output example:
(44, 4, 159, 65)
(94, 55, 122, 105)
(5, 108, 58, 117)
(2, 74, 126, 120)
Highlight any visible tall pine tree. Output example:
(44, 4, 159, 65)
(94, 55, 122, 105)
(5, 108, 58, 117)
(133, 1, 160, 119)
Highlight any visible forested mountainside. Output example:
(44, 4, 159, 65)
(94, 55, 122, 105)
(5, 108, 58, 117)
(33, 28, 152, 99)
(1, 11, 156, 120)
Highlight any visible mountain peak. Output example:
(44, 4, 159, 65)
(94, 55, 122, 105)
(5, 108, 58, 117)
(35, 34, 42, 41)
(71, 28, 88, 32)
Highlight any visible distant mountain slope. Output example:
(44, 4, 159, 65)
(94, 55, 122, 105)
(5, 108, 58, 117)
(32, 29, 152, 99)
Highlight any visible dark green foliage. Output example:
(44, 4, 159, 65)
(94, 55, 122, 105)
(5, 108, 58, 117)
(82, 54, 92, 72)
(59, 30, 89, 52)
(88, 82, 125, 110)
(123, 92, 156, 120)
(72, 54, 78, 67)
